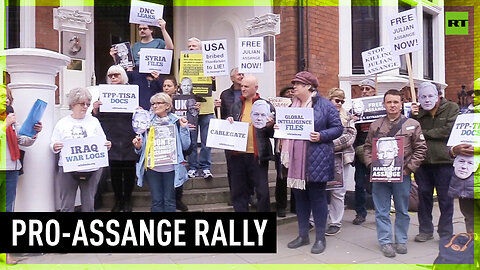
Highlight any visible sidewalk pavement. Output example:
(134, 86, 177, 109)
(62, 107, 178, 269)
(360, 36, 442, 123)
(16, 200, 465, 265)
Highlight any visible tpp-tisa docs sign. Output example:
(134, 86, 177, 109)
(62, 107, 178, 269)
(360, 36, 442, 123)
(129, 0, 164, 26)
(238, 37, 264, 74)
(387, 9, 422, 55)
(61, 136, 109, 173)
(98, 84, 139, 113)
(139, 48, 173, 74)
(361, 45, 400, 75)
(274, 107, 314, 141)
(202, 39, 229, 77)
(206, 119, 249, 151)
(447, 113, 480, 147)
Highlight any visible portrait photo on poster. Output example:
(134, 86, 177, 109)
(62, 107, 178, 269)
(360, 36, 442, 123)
(132, 109, 151, 135)
(370, 136, 405, 182)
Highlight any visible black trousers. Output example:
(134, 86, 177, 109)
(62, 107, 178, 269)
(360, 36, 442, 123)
(110, 160, 136, 202)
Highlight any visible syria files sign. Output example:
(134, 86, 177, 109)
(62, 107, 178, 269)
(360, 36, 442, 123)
(138, 48, 173, 74)
(387, 8, 422, 55)
(238, 37, 264, 73)
(129, 0, 163, 26)
(202, 39, 229, 77)
(362, 46, 400, 75)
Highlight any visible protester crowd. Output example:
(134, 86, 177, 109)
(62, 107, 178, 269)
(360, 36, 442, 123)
(1, 17, 478, 263)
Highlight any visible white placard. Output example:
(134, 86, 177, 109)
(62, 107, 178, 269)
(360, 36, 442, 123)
(138, 48, 173, 74)
(361, 45, 400, 75)
(61, 136, 109, 173)
(98, 84, 139, 113)
(447, 113, 480, 147)
(387, 9, 422, 55)
(238, 37, 264, 73)
(202, 39, 229, 76)
(206, 119, 249, 151)
(129, 0, 164, 26)
(274, 107, 314, 140)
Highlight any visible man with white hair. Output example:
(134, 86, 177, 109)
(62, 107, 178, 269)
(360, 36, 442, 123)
(411, 82, 459, 242)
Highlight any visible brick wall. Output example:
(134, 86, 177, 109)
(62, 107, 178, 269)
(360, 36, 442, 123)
(274, 6, 339, 96)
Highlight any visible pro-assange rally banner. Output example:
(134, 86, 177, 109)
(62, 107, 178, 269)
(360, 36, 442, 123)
(99, 84, 139, 113)
(206, 119, 249, 151)
(129, 0, 164, 26)
(60, 136, 109, 173)
(447, 113, 480, 147)
(238, 37, 264, 74)
(274, 107, 314, 140)
(202, 39, 229, 77)
(387, 8, 422, 55)
(139, 48, 173, 74)
(361, 45, 400, 75)
(351, 96, 387, 123)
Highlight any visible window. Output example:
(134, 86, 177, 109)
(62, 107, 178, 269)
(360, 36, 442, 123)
(351, 0, 379, 74)
(6, 0, 20, 49)
(423, 12, 433, 80)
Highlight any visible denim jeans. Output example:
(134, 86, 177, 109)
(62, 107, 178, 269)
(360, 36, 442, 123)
(372, 175, 411, 245)
(188, 114, 213, 171)
(145, 169, 175, 212)
(0, 171, 19, 212)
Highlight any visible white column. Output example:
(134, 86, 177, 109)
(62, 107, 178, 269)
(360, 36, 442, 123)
(4, 48, 70, 212)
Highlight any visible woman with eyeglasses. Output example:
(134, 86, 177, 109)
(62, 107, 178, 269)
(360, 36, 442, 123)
(91, 65, 138, 212)
(51, 87, 111, 212)
(132, 93, 191, 212)
(324, 88, 357, 236)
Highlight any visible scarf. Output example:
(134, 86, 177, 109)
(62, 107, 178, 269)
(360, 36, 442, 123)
(5, 108, 20, 161)
(144, 115, 170, 170)
(284, 92, 316, 190)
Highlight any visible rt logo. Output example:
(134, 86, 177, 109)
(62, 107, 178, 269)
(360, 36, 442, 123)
(445, 12, 468, 35)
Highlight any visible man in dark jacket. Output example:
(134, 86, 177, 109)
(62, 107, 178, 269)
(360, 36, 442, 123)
(226, 75, 275, 212)
(411, 82, 459, 242)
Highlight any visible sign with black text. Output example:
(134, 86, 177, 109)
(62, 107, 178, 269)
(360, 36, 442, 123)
(351, 96, 387, 123)
(370, 136, 405, 182)
(238, 37, 264, 73)
(206, 119, 249, 151)
(99, 84, 139, 113)
(151, 124, 177, 166)
(388, 9, 422, 55)
(361, 45, 400, 75)
(447, 113, 480, 147)
(60, 136, 109, 173)
(138, 48, 173, 74)
(266, 97, 292, 108)
(274, 107, 314, 140)
(202, 39, 229, 77)
(173, 94, 199, 131)
(129, 0, 163, 26)
(179, 51, 213, 96)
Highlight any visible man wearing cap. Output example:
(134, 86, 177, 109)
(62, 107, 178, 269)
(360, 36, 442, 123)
(411, 82, 459, 242)
(352, 78, 376, 225)
(226, 75, 275, 212)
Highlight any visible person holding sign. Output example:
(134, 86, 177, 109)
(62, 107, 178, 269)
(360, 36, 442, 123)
(92, 66, 138, 212)
(364, 89, 426, 257)
(410, 82, 459, 242)
(284, 71, 343, 254)
(226, 75, 275, 213)
(51, 88, 112, 212)
(132, 93, 191, 212)
(132, 19, 173, 67)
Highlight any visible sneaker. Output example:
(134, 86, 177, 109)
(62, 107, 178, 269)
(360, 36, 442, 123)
(395, 243, 408, 254)
(352, 215, 366, 225)
(277, 208, 286, 218)
(380, 243, 396, 258)
(202, 169, 213, 180)
(325, 225, 341, 236)
(187, 169, 198, 178)
(414, 233, 433, 242)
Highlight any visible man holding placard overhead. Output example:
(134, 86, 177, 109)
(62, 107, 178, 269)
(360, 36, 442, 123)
(411, 82, 459, 242)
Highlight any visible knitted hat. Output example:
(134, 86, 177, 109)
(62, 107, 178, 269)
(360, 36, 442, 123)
(359, 78, 375, 89)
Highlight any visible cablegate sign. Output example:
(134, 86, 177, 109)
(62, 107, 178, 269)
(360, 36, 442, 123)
(206, 119, 249, 151)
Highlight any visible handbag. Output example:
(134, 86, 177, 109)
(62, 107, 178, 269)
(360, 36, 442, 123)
(70, 171, 94, 181)
(433, 233, 474, 265)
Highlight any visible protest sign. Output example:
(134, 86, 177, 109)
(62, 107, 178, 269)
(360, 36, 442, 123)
(138, 48, 173, 74)
(266, 97, 292, 108)
(129, 0, 163, 26)
(403, 102, 413, 118)
(151, 124, 178, 166)
(173, 94, 198, 131)
(387, 9, 422, 55)
(361, 45, 400, 75)
(61, 136, 109, 173)
(238, 37, 264, 73)
(202, 39, 229, 77)
(206, 119, 249, 151)
(112, 42, 134, 69)
(447, 113, 480, 147)
(370, 136, 405, 182)
(98, 84, 139, 113)
(274, 107, 314, 140)
(18, 99, 47, 138)
(179, 50, 213, 96)
(326, 153, 344, 190)
(351, 96, 386, 123)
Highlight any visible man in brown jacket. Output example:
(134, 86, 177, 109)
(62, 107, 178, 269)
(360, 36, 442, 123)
(364, 89, 427, 258)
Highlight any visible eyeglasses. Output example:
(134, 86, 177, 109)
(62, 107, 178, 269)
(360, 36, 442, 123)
(77, 102, 91, 107)
(138, 27, 149, 31)
(334, 99, 345, 104)
(151, 101, 167, 106)
(108, 73, 121, 78)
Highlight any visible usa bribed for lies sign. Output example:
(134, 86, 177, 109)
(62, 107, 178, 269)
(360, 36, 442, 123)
(202, 39, 229, 77)
(129, 0, 164, 26)
(98, 84, 139, 113)
(61, 136, 109, 173)
(361, 45, 400, 75)
(238, 37, 264, 74)
(387, 8, 422, 55)
(139, 48, 173, 74)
